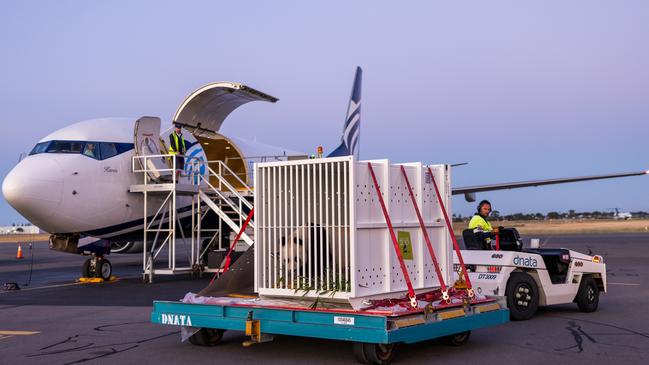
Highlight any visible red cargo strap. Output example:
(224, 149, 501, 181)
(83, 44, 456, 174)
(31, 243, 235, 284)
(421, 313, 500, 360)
(209, 208, 255, 286)
(426, 166, 474, 298)
(399, 166, 450, 303)
(367, 163, 418, 308)
(495, 234, 500, 251)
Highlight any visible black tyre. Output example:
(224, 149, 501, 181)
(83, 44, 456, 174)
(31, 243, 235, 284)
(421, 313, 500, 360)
(441, 331, 471, 346)
(506, 272, 540, 321)
(97, 258, 112, 280)
(82, 258, 92, 278)
(352, 342, 396, 365)
(188, 328, 224, 347)
(576, 276, 599, 312)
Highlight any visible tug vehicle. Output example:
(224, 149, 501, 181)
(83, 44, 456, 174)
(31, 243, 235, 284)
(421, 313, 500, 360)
(456, 228, 606, 320)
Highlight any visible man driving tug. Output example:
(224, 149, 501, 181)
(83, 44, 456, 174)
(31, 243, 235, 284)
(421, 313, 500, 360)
(468, 200, 500, 249)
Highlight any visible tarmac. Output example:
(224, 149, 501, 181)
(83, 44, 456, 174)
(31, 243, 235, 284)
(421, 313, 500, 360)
(0, 233, 648, 364)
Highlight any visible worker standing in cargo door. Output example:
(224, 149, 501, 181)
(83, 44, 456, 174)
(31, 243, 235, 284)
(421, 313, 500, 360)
(169, 123, 186, 181)
(468, 200, 499, 249)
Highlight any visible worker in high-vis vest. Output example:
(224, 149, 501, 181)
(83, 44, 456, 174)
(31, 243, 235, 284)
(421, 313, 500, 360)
(169, 123, 187, 178)
(468, 200, 500, 249)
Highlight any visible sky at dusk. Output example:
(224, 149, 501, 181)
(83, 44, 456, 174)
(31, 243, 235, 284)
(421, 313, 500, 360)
(1, 1, 648, 224)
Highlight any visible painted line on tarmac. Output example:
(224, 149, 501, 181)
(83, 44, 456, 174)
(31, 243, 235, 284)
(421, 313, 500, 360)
(0, 330, 40, 340)
(608, 282, 640, 286)
(0, 330, 40, 335)
(0, 281, 83, 293)
(0, 275, 140, 294)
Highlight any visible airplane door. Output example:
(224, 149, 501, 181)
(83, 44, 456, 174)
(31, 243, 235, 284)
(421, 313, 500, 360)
(134, 116, 170, 182)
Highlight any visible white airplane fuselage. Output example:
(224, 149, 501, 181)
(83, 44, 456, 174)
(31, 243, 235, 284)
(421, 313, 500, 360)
(2, 117, 303, 247)
(3, 118, 188, 241)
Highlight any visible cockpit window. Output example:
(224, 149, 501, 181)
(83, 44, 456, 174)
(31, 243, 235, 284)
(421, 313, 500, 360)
(30, 142, 50, 155)
(83, 143, 99, 159)
(115, 143, 134, 154)
(47, 141, 85, 154)
(29, 140, 135, 160)
(100, 143, 118, 159)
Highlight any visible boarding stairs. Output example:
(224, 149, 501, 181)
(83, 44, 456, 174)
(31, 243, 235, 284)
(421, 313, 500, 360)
(130, 154, 254, 283)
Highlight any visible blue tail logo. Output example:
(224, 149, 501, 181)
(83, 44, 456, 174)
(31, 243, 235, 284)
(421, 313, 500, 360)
(328, 66, 362, 159)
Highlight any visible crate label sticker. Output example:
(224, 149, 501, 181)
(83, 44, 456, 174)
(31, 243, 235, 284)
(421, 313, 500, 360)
(334, 316, 355, 326)
(397, 231, 414, 260)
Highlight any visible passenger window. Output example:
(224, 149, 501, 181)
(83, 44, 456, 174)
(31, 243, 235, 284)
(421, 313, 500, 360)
(100, 143, 118, 160)
(82, 142, 100, 159)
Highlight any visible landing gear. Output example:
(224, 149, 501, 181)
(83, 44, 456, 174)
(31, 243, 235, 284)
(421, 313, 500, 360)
(82, 256, 112, 280)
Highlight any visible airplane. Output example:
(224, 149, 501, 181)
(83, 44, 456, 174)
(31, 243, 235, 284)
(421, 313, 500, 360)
(613, 208, 633, 220)
(2, 66, 647, 279)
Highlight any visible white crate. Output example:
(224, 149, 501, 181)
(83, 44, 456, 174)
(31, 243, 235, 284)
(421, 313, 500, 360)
(253, 157, 452, 306)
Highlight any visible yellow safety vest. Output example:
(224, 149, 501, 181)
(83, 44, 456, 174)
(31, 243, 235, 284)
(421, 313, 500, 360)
(169, 133, 186, 155)
(468, 214, 493, 237)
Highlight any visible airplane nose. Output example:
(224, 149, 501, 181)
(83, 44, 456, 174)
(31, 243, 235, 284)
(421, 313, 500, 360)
(2, 156, 64, 229)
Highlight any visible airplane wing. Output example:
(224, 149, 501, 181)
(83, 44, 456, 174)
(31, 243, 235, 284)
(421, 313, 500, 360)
(452, 170, 648, 201)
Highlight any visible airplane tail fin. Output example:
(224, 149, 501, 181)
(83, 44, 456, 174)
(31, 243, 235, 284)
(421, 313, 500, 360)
(328, 66, 362, 159)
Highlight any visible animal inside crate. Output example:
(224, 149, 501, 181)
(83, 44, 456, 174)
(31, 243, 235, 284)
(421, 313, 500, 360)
(253, 156, 453, 308)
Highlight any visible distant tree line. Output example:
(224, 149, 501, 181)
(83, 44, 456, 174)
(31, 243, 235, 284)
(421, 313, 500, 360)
(452, 210, 649, 222)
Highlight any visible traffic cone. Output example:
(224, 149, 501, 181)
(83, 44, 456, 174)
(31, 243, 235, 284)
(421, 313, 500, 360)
(16, 244, 24, 259)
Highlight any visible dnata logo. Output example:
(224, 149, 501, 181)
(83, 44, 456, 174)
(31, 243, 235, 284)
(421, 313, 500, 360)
(160, 313, 193, 326)
(513, 255, 538, 268)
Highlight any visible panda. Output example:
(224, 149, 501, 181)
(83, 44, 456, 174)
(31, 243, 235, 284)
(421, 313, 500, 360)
(278, 224, 331, 288)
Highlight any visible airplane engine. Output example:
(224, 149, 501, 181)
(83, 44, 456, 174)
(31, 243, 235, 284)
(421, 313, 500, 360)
(111, 241, 145, 254)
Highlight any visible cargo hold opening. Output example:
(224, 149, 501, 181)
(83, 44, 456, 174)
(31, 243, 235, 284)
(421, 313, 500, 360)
(195, 134, 248, 190)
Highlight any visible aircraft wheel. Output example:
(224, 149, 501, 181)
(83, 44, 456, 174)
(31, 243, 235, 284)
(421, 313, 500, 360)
(97, 258, 112, 280)
(352, 342, 396, 365)
(506, 272, 539, 321)
(441, 331, 471, 346)
(82, 258, 92, 278)
(576, 276, 599, 312)
(188, 328, 224, 347)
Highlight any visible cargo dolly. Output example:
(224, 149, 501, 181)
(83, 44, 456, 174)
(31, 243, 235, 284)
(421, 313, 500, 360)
(152, 292, 508, 364)
(151, 158, 510, 364)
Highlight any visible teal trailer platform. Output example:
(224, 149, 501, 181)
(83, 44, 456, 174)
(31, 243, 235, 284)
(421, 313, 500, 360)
(151, 298, 509, 364)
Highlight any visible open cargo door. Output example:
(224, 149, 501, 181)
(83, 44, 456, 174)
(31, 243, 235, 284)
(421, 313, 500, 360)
(134, 116, 170, 182)
(173, 82, 278, 138)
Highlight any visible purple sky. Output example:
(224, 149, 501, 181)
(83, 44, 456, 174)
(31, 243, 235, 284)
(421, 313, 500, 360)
(1, 1, 648, 224)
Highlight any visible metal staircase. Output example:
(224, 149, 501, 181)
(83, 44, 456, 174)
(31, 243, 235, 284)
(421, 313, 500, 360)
(130, 154, 254, 283)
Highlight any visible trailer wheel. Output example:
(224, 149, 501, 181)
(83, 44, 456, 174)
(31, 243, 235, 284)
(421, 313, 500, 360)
(506, 272, 539, 321)
(441, 331, 471, 346)
(576, 276, 599, 312)
(352, 342, 396, 365)
(188, 328, 224, 347)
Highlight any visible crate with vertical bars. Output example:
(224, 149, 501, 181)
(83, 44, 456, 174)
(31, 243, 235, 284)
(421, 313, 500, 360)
(253, 156, 453, 308)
